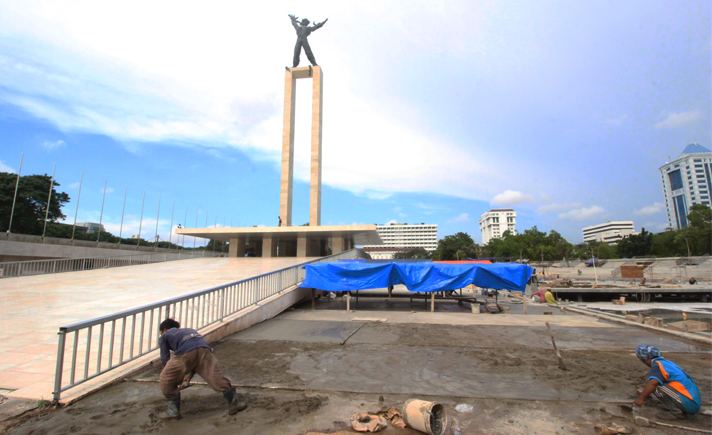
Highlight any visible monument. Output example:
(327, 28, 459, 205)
(174, 16, 382, 258)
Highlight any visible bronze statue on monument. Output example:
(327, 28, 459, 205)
(288, 14, 328, 68)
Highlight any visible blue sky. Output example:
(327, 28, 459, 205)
(0, 0, 709, 246)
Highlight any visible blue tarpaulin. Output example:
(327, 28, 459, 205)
(301, 261, 534, 293)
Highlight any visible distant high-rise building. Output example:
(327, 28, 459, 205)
(582, 221, 635, 245)
(659, 143, 712, 229)
(76, 222, 105, 234)
(479, 209, 516, 245)
(362, 222, 438, 259)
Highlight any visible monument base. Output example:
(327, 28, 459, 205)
(175, 224, 381, 258)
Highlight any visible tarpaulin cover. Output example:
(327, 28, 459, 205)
(301, 261, 534, 293)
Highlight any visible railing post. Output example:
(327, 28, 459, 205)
(17, 263, 22, 276)
(220, 288, 225, 321)
(52, 260, 56, 274)
(53, 329, 67, 402)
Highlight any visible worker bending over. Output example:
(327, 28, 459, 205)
(158, 319, 247, 420)
(634, 345, 701, 419)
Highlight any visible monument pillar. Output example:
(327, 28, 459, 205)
(309, 67, 323, 226)
(280, 66, 323, 227)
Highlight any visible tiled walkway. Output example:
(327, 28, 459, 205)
(0, 257, 309, 400)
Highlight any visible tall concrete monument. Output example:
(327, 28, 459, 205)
(175, 16, 382, 258)
(280, 65, 323, 227)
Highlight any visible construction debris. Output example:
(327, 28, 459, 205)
(595, 422, 632, 434)
(402, 399, 447, 435)
(351, 413, 388, 432)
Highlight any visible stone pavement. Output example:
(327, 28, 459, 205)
(0, 257, 310, 400)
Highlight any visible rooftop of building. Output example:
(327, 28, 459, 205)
(680, 143, 711, 155)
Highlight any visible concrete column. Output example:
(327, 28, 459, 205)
(262, 235, 277, 258)
(228, 236, 246, 258)
(277, 240, 288, 258)
(309, 66, 323, 226)
(332, 236, 345, 254)
(307, 238, 321, 257)
(297, 235, 307, 257)
(280, 68, 296, 227)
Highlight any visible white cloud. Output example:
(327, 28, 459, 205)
(385, 219, 399, 225)
(0, 1, 522, 203)
(398, 213, 407, 217)
(536, 202, 581, 215)
(558, 205, 605, 221)
(41, 139, 65, 149)
(643, 222, 669, 232)
(447, 212, 469, 224)
(492, 190, 532, 207)
(393, 206, 402, 212)
(655, 110, 703, 129)
(605, 113, 628, 126)
(0, 160, 15, 173)
(635, 202, 664, 216)
(100, 186, 115, 194)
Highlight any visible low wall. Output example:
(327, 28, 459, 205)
(0, 239, 218, 262)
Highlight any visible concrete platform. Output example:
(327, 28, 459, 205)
(4, 309, 711, 434)
(0, 257, 311, 400)
(175, 225, 382, 257)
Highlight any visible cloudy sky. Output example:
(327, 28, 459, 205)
(0, 0, 709, 246)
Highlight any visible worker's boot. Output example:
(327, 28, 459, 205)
(223, 387, 247, 415)
(157, 395, 181, 420)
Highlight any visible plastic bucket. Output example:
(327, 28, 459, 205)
(402, 399, 447, 435)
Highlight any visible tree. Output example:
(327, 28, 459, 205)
(0, 172, 70, 234)
(393, 247, 431, 260)
(616, 228, 653, 258)
(432, 232, 477, 261)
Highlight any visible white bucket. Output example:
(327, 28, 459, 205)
(402, 399, 447, 435)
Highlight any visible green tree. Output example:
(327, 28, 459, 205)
(0, 172, 70, 234)
(432, 232, 477, 261)
(393, 247, 432, 260)
(616, 228, 653, 258)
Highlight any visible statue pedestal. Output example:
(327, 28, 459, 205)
(280, 66, 323, 227)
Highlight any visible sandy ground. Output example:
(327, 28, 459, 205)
(2, 314, 711, 434)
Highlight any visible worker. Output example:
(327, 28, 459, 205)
(544, 287, 557, 304)
(633, 345, 701, 419)
(157, 319, 247, 420)
(530, 287, 547, 303)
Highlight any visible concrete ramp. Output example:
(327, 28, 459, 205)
(0, 257, 314, 400)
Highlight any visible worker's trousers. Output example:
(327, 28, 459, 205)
(160, 347, 231, 398)
(653, 385, 698, 415)
(293, 39, 316, 67)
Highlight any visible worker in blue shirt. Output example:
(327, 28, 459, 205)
(157, 319, 247, 420)
(633, 345, 701, 419)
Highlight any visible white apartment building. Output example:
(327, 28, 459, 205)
(479, 209, 516, 245)
(582, 221, 635, 244)
(659, 143, 712, 229)
(76, 222, 105, 234)
(362, 223, 438, 259)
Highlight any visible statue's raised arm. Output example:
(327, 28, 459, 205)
(310, 18, 328, 31)
(288, 14, 300, 30)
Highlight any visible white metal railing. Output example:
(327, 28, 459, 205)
(0, 250, 223, 279)
(52, 248, 369, 401)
